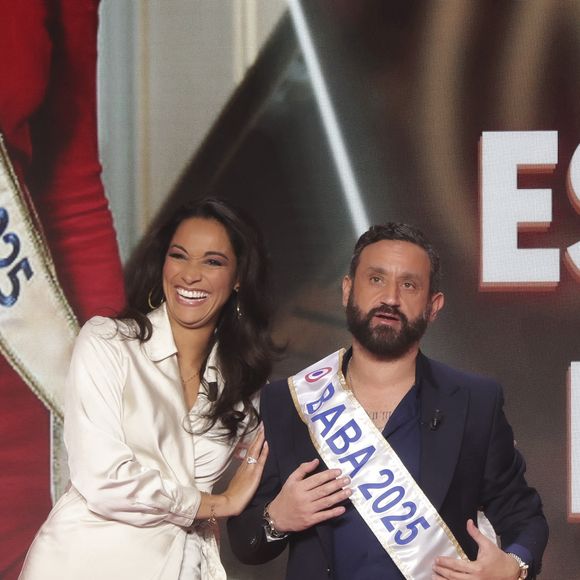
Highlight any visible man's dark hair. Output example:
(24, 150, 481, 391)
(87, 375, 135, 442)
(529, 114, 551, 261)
(348, 223, 441, 294)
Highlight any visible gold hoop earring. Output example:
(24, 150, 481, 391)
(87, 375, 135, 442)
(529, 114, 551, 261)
(148, 289, 163, 310)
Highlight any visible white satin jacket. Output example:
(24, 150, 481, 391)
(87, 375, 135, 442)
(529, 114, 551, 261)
(20, 304, 249, 580)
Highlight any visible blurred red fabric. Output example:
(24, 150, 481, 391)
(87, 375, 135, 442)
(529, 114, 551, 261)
(0, 1, 125, 576)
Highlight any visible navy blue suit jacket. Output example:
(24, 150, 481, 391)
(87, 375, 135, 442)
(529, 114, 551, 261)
(228, 353, 548, 579)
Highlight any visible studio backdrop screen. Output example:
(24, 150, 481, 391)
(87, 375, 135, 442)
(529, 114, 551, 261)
(154, 2, 580, 577)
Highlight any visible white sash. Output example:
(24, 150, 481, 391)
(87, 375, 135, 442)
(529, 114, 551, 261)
(290, 349, 467, 580)
(0, 134, 79, 499)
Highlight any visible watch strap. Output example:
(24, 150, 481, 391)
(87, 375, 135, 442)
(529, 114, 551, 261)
(263, 502, 289, 541)
(506, 552, 529, 579)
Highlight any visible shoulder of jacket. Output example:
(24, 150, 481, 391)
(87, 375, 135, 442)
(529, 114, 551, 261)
(422, 355, 502, 395)
(78, 316, 134, 344)
(260, 377, 293, 406)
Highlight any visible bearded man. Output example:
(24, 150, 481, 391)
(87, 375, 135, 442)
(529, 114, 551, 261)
(228, 223, 548, 580)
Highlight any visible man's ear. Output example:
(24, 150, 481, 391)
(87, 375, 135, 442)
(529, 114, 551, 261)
(428, 292, 445, 321)
(342, 275, 352, 308)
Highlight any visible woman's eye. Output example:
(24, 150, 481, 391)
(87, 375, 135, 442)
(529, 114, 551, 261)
(206, 258, 224, 267)
(168, 252, 186, 260)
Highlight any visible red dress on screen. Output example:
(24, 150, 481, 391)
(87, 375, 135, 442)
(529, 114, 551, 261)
(0, 1, 125, 577)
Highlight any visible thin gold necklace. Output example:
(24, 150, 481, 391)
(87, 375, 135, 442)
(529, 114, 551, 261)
(180, 370, 200, 384)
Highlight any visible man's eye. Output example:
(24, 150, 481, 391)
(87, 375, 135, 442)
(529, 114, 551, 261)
(402, 281, 416, 289)
(370, 276, 382, 283)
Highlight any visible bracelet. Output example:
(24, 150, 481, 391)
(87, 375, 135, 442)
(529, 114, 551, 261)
(506, 553, 529, 579)
(201, 492, 217, 527)
(263, 502, 288, 539)
(207, 502, 217, 527)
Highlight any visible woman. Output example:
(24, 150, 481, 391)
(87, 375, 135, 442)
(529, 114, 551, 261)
(20, 198, 279, 579)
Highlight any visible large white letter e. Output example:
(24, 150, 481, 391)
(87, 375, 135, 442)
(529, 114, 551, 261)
(480, 131, 559, 289)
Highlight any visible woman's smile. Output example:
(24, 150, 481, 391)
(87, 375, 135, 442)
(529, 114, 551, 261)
(162, 217, 238, 335)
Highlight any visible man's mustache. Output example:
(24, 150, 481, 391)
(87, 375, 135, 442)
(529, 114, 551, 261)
(367, 305, 408, 324)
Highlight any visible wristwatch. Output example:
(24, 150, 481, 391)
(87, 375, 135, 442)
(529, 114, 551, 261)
(507, 553, 529, 579)
(263, 503, 288, 540)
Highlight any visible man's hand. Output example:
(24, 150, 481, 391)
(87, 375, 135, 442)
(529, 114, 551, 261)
(267, 458, 352, 532)
(432, 519, 521, 579)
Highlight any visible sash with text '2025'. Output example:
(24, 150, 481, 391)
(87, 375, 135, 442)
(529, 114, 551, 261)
(0, 133, 79, 500)
(289, 349, 467, 580)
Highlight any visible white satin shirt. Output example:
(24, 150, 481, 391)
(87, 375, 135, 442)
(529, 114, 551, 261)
(20, 304, 251, 580)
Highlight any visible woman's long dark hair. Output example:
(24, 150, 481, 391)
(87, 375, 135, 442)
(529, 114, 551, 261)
(118, 198, 280, 439)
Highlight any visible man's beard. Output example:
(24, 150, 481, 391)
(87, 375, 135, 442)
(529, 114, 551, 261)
(346, 293, 431, 359)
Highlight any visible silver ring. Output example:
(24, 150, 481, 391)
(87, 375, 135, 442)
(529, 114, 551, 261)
(246, 455, 258, 464)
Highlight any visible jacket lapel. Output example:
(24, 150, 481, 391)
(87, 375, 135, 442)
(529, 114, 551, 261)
(290, 388, 334, 566)
(418, 355, 469, 510)
(291, 403, 321, 465)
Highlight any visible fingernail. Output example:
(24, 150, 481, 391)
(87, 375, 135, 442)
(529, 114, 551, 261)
(345, 488, 353, 496)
